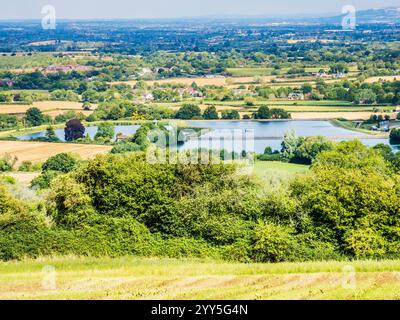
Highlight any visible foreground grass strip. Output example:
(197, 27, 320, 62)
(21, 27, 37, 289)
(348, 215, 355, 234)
(0, 257, 400, 300)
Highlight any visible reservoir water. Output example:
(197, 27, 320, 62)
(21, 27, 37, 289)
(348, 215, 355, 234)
(17, 120, 396, 154)
(17, 125, 141, 142)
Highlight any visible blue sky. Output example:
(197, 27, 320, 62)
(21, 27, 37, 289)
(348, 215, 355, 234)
(1, 0, 398, 19)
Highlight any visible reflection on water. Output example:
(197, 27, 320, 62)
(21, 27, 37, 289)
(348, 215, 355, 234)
(17, 120, 395, 154)
(18, 125, 140, 142)
(180, 120, 392, 153)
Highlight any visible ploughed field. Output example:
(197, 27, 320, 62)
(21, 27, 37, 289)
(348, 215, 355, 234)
(0, 257, 399, 300)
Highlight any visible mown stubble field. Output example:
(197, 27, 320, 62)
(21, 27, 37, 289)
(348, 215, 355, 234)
(0, 141, 111, 166)
(0, 257, 399, 300)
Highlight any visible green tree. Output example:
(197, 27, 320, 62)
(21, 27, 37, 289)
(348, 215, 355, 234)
(253, 221, 294, 262)
(0, 154, 17, 172)
(221, 110, 240, 120)
(174, 104, 201, 120)
(354, 89, 377, 105)
(281, 130, 299, 159)
(45, 126, 59, 142)
(203, 106, 219, 120)
(390, 128, 400, 145)
(25, 107, 45, 126)
(301, 84, 313, 94)
(294, 136, 333, 164)
(255, 106, 270, 119)
(64, 119, 85, 142)
(94, 123, 115, 142)
(42, 153, 80, 173)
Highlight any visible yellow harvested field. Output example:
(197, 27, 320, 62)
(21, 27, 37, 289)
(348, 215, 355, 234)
(33, 101, 88, 110)
(0, 101, 97, 115)
(291, 111, 398, 120)
(0, 141, 111, 166)
(43, 110, 94, 117)
(0, 104, 32, 114)
(364, 76, 400, 83)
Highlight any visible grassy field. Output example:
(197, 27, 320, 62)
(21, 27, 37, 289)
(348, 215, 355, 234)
(253, 161, 309, 181)
(0, 141, 112, 166)
(0, 257, 399, 300)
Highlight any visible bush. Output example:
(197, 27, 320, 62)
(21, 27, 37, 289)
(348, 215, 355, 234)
(0, 176, 16, 185)
(0, 154, 17, 172)
(292, 136, 333, 164)
(18, 161, 42, 172)
(94, 123, 115, 142)
(252, 221, 294, 262)
(257, 153, 284, 161)
(203, 106, 219, 120)
(174, 104, 201, 120)
(111, 141, 141, 154)
(42, 153, 80, 173)
(254, 106, 270, 119)
(345, 228, 387, 258)
(221, 110, 240, 120)
(390, 128, 400, 144)
(25, 107, 45, 127)
(31, 170, 61, 189)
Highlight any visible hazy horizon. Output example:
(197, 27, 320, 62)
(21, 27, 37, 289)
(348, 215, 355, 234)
(0, 0, 399, 20)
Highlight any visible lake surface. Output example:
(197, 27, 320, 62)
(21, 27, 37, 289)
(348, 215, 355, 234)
(17, 125, 140, 142)
(181, 120, 394, 153)
(17, 121, 397, 153)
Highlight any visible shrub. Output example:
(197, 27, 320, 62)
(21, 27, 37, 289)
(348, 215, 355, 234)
(345, 228, 387, 258)
(25, 107, 45, 126)
(0, 176, 16, 185)
(174, 104, 201, 120)
(18, 161, 42, 172)
(257, 153, 284, 161)
(111, 141, 141, 154)
(390, 128, 400, 145)
(203, 106, 219, 120)
(221, 110, 240, 120)
(0, 154, 17, 172)
(293, 136, 333, 164)
(94, 123, 115, 142)
(31, 170, 61, 189)
(42, 153, 80, 173)
(254, 106, 270, 119)
(252, 221, 295, 262)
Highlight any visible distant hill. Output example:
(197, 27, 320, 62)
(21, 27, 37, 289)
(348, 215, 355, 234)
(324, 7, 400, 24)
(186, 7, 400, 25)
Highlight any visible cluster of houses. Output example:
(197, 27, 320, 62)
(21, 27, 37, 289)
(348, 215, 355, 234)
(36, 64, 92, 75)
(0, 78, 14, 87)
(288, 92, 305, 100)
(136, 87, 203, 104)
(312, 72, 345, 79)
